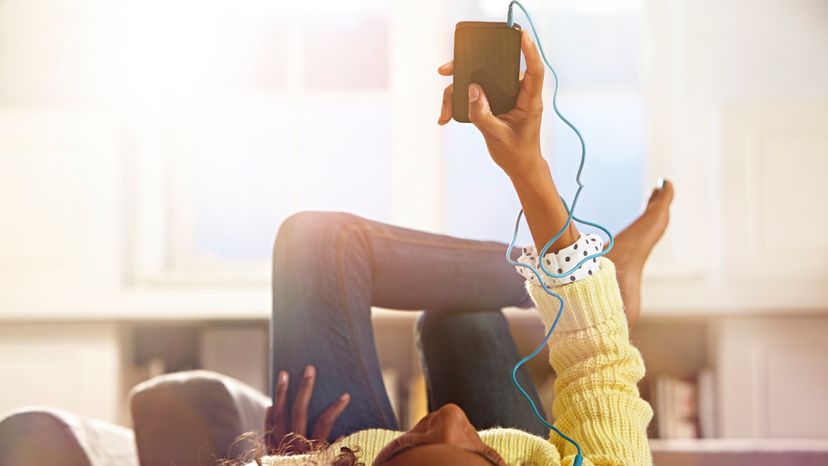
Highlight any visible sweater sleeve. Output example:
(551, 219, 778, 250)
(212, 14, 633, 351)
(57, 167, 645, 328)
(527, 259, 653, 466)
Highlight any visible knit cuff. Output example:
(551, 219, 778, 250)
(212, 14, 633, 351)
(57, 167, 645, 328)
(527, 258, 624, 333)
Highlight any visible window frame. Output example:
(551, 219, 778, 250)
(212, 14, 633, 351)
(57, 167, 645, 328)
(130, 0, 706, 290)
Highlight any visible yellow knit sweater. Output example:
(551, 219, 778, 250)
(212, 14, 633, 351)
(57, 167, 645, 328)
(261, 259, 653, 466)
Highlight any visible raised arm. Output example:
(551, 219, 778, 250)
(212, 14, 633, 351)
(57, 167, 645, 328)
(437, 30, 579, 253)
(436, 27, 654, 465)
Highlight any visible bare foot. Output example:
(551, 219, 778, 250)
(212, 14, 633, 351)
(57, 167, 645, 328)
(606, 180, 674, 326)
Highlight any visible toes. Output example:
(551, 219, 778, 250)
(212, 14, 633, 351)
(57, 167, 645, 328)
(660, 179, 675, 203)
(648, 179, 674, 208)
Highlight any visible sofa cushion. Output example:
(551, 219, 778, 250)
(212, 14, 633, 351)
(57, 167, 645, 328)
(0, 407, 137, 466)
(129, 370, 270, 466)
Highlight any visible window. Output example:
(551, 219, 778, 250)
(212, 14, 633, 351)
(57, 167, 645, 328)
(183, 2, 392, 265)
(130, 1, 395, 280)
(133, 0, 650, 283)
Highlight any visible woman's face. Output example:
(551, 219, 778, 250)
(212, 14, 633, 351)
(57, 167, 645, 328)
(372, 404, 506, 466)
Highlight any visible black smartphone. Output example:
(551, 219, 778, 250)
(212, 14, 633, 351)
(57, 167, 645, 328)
(452, 21, 522, 123)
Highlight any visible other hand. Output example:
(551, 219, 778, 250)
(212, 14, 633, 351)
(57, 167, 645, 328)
(265, 366, 351, 454)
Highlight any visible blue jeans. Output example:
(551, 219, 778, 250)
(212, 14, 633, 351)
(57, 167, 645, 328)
(271, 212, 548, 441)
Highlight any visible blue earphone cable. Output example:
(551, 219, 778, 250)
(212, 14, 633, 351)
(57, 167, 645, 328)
(503, 2, 618, 465)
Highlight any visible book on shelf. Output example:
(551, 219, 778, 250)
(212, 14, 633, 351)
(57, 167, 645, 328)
(651, 369, 716, 439)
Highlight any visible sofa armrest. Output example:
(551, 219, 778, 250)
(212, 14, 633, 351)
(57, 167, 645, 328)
(0, 407, 137, 466)
(129, 370, 270, 466)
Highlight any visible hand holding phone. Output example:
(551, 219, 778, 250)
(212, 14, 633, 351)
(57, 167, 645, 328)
(452, 21, 522, 122)
(437, 28, 546, 179)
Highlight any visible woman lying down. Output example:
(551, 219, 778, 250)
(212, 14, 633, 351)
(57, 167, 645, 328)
(257, 30, 673, 466)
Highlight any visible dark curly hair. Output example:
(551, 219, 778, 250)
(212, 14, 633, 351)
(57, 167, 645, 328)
(215, 432, 363, 466)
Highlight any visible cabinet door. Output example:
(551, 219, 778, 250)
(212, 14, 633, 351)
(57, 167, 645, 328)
(714, 318, 828, 438)
(0, 323, 124, 424)
(721, 103, 828, 310)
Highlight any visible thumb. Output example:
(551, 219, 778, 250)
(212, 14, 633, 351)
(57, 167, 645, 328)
(467, 84, 501, 135)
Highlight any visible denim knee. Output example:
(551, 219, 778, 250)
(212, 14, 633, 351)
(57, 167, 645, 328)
(275, 211, 366, 255)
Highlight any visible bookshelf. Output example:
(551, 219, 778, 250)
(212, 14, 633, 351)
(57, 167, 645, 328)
(3, 309, 828, 441)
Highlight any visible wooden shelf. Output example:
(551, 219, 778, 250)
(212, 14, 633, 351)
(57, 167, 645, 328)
(650, 438, 828, 451)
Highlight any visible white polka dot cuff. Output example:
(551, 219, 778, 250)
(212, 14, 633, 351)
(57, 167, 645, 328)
(515, 233, 604, 287)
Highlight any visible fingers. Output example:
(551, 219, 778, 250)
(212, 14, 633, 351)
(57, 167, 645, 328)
(311, 393, 351, 441)
(267, 371, 290, 450)
(290, 365, 315, 435)
(438, 61, 455, 124)
(437, 60, 453, 76)
(516, 29, 544, 113)
(265, 405, 274, 432)
(264, 405, 275, 451)
(438, 60, 454, 124)
(468, 84, 506, 137)
(273, 371, 288, 417)
(521, 30, 544, 93)
(438, 84, 453, 125)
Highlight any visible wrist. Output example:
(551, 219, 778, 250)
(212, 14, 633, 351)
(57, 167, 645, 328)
(506, 153, 548, 183)
(507, 154, 581, 252)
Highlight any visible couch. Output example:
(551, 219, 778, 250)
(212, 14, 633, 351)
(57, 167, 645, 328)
(3, 370, 828, 466)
